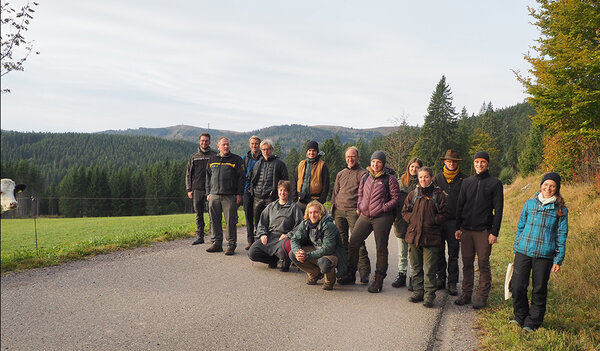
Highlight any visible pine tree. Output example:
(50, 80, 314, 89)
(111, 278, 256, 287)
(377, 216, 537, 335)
(411, 76, 458, 171)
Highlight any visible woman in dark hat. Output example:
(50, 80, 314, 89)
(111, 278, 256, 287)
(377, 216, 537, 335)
(510, 172, 568, 332)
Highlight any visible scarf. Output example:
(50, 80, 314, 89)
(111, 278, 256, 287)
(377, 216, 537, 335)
(538, 193, 557, 206)
(367, 166, 385, 179)
(443, 165, 460, 183)
(308, 220, 322, 241)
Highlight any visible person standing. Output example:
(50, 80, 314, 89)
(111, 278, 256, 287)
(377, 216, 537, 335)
(338, 151, 400, 293)
(250, 139, 289, 237)
(511, 172, 568, 332)
(186, 133, 217, 245)
(391, 157, 423, 290)
(330, 146, 371, 284)
(433, 150, 468, 296)
(292, 141, 330, 212)
(402, 167, 448, 308)
(242, 136, 262, 250)
(205, 137, 245, 255)
(454, 151, 503, 309)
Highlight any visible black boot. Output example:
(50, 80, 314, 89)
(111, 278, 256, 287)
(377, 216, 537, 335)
(391, 272, 406, 288)
(337, 269, 357, 285)
(368, 271, 386, 293)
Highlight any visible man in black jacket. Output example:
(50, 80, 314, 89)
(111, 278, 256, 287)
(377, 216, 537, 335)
(186, 133, 217, 245)
(250, 139, 288, 237)
(205, 137, 245, 255)
(242, 136, 262, 250)
(433, 150, 468, 295)
(454, 151, 503, 309)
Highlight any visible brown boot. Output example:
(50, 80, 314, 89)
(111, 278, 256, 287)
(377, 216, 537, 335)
(368, 272, 386, 293)
(306, 273, 324, 285)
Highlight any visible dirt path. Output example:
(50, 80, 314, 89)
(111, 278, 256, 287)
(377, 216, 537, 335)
(1, 228, 478, 350)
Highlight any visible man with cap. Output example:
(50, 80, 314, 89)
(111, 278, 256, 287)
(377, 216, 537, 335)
(454, 151, 504, 309)
(433, 150, 468, 296)
(292, 140, 330, 213)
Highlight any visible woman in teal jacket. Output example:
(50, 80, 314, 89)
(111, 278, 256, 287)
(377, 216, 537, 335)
(511, 172, 568, 332)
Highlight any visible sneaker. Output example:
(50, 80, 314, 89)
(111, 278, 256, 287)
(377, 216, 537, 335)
(224, 247, 235, 256)
(510, 319, 523, 327)
(206, 245, 223, 253)
(306, 273, 324, 285)
(447, 283, 458, 296)
(408, 293, 424, 303)
(523, 326, 535, 333)
(454, 294, 472, 306)
(391, 273, 407, 288)
(192, 237, 205, 245)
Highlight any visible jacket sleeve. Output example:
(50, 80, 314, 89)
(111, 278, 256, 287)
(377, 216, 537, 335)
(434, 191, 448, 225)
(382, 175, 401, 214)
(236, 157, 245, 195)
(554, 207, 568, 265)
(513, 201, 529, 254)
(186, 157, 193, 191)
(205, 160, 212, 195)
(289, 222, 305, 255)
(490, 180, 504, 236)
(305, 221, 338, 261)
(318, 164, 330, 204)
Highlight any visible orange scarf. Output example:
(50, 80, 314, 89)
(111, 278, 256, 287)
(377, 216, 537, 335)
(443, 165, 460, 183)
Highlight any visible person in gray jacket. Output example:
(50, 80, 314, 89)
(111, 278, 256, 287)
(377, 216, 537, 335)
(205, 137, 245, 255)
(248, 180, 303, 271)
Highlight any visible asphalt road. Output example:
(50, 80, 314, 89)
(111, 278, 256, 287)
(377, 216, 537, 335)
(1, 228, 478, 350)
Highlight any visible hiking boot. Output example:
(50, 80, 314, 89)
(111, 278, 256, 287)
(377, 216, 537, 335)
(268, 257, 278, 269)
(454, 294, 472, 306)
(206, 245, 223, 253)
(337, 271, 356, 285)
(192, 237, 205, 245)
(306, 273, 324, 285)
(224, 247, 235, 256)
(423, 296, 435, 308)
(408, 293, 424, 303)
(367, 272, 386, 293)
(472, 296, 487, 310)
(323, 278, 335, 290)
(447, 283, 458, 296)
(280, 259, 291, 272)
(244, 243, 252, 250)
(391, 272, 406, 288)
(359, 273, 370, 285)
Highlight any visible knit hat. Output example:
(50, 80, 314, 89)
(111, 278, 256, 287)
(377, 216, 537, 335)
(440, 149, 463, 161)
(541, 172, 561, 191)
(306, 140, 319, 152)
(473, 151, 490, 163)
(370, 150, 386, 165)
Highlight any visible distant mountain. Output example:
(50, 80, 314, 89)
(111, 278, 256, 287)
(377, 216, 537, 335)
(100, 124, 396, 155)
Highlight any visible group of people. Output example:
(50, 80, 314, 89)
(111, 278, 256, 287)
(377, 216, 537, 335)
(186, 133, 568, 331)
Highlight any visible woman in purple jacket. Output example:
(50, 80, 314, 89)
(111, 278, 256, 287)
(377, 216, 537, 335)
(338, 151, 401, 293)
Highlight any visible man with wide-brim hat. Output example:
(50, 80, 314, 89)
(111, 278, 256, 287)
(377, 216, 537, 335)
(433, 150, 467, 296)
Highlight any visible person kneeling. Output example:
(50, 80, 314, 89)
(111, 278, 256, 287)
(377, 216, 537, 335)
(289, 200, 348, 290)
(248, 180, 303, 271)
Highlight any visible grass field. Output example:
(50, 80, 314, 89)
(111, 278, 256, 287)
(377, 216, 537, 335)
(477, 174, 600, 350)
(1, 210, 247, 273)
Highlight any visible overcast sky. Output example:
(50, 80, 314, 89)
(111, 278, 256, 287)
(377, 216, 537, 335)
(1, 0, 539, 133)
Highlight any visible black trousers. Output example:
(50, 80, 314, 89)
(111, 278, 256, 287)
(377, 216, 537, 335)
(243, 192, 255, 244)
(511, 252, 554, 329)
(192, 190, 207, 237)
(437, 219, 460, 284)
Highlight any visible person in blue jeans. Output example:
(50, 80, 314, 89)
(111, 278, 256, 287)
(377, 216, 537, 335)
(511, 172, 568, 332)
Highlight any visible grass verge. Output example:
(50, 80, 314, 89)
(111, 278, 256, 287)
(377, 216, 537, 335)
(1, 210, 247, 274)
(477, 174, 600, 350)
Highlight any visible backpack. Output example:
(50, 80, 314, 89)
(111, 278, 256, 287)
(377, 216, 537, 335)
(405, 187, 441, 213)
